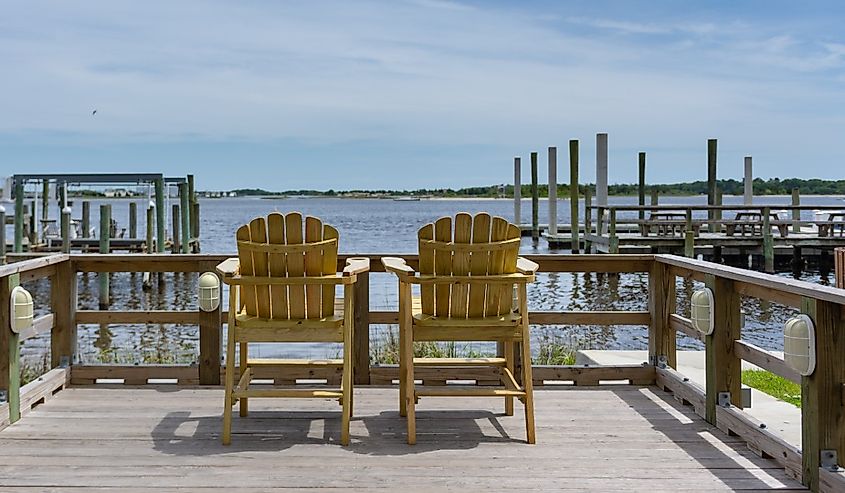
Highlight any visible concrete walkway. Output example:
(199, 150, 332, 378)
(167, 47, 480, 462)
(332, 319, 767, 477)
(577, 350, 802, 446)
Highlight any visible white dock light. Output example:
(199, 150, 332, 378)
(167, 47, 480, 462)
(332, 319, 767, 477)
(690, 287, 714, 335)
(784, 314, 815, 376)
(10, 286, 34, 334)
(198, 272, 220, 312)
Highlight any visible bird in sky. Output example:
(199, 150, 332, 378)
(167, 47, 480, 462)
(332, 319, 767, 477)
(92, 110, 97, 115)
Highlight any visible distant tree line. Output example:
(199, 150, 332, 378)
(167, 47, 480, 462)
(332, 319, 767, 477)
(228, 178, 845, 198)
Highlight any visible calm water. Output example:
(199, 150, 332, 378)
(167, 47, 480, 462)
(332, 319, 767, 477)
(15, 195, 845, 365)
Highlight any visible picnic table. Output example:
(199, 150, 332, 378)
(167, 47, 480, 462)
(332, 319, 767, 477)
(643, 212, 700, 237)
(724, 212, 788, 238)
(818, 212, 845, 237)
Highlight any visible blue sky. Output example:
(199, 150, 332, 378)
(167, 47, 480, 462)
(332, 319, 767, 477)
(1, 1, 844, 190)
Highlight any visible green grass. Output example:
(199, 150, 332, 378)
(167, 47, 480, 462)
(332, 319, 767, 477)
(742, 369, 801, 408)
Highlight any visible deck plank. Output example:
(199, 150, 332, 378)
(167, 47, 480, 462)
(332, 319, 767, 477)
(0, 386, 804, 491)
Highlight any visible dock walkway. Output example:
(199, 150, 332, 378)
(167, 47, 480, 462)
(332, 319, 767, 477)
(0, 386, 804, 491)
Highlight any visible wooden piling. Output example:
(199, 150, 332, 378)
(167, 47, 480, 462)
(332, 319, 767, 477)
(714, 188, 723, 231)
(835, 248, 844, 288)
(763, 206, 774, 273)
(13, 180, 23, 253)
(191, 202, 200, 249)
(596, 133, 608, 207)
(609, 208, 618, 254)
(569, 139, 579, 253)
(530, 151, 539, 243)
(82, 201, 90, 238)
(187, 174, 195, 237)
(584, 186, 592, 252)
(27, 201, 35, 245)
(129, 202, 138, 239)
(707, 139, 717, 231)
(743, 156, 753, 205)
(60, 207, 71, 254)
(791, 188, 800, 234)
(99, 204, 111, 309)
(171, 204, 181, 254)
(154, 178, 165, 253)
(179, 182, 190, 254)
(650, 188, 659, 206)
(41, 180, 49, 239)
(146, 206, 154, 254)
(547, 147, 557, 236)
(638, 152, 646, 222)
(0, 206, 5, 264)
(513, 157, 521, 225)
(684, 208, 695, 258)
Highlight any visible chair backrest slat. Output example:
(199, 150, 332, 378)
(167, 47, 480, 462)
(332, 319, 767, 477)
(450, 213, 472, 319)
(304, 216, 323, 319)
(418, 213, 521, 318)
(267, 212, 288, 320)
(468, 213, 491, 318)
(236, 212, 338, 320)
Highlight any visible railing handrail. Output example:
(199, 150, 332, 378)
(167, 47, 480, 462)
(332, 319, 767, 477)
(589, 204, 845, 212)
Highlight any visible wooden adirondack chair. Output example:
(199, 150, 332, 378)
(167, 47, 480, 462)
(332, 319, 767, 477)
(216, 212, 369, 446)
(381, 213, 539, 445)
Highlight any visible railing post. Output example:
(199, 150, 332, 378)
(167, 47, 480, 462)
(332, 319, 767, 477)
(569, 139, 580, 253)
(154, 178, 166, 253)
(648, 261, 676, 369)
(129, 201, 137, 239)
(51, 259, 77, 368)
(799, 297, 845, 492)
(99, 204, 111, 309)
(353, 271, 370, 385)
(171, 204, 181, 254)
(81, 201, 90, 239)
(704, 275, 742, 426)
(792, 188, 801, 234)
(60, 207, 71, 254)
(179, 182, 190, 254)
(609, 208, 618, 254)
(198, 261, 222, 385)
(0, 206, 6, 265)
(1, 273, 21, 423)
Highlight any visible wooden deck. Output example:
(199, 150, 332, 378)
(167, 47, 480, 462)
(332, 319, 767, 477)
(0, 386, 805, 491)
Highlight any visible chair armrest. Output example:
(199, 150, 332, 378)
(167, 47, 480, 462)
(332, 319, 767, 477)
(343, 257, 371, 276)
(381, 257, 415, 277)
(516, 257, 539, 275)
(216, 258, 240, 280)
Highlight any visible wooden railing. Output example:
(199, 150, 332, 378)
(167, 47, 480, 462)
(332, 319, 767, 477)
(1, 252, 845, 491)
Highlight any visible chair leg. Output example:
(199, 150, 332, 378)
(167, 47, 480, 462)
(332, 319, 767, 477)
(504, 341, 515, 416)
(398, 323, 407, 417)
(519, 285, 536, 444)
(239, 342, 248, 417)
(399, 281, 415, 444)
(341, 286, 354, 446)
(222, 308, 237, 445)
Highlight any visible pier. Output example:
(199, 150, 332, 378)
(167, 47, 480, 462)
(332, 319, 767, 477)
(1, 252, 844, 491)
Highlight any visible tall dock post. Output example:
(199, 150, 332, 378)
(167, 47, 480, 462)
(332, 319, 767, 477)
(154, 178, 165, 253)
(27, 202, 36, 246)
(547, 147, 557, 236)
(513, 157, 521, 225)
(569, 140, 580, 253)
(651, 188, 659, 206)
(81, 201, 90, 238)
(530, 152, 539, 243)
(0, 206, 6, 264)
(179, 182, 190, 254)
(171, 204, 181, 254)
(791, 188, 800, 234)
(13, 180, 23, 253)
(762, 207, 774, 273)
(835, 248, 844, 288)
(707, 139, 718, 233)
(41, 180, 49, 242)
(743, 156, 753, 205)
(99, 204, 111, 309)
(638, 152, 646, 222)
(596, 133, 608, 208)
(191, 202, 201, 252)
(60, 206, 71, 254)
(129, 202, 137, 239)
